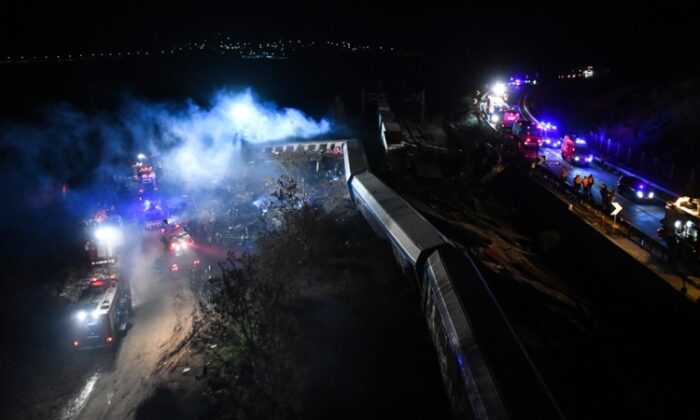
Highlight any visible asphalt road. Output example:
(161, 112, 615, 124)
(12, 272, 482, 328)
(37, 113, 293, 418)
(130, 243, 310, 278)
(539, 146, 666, 237)
(482, 86, 667, 241)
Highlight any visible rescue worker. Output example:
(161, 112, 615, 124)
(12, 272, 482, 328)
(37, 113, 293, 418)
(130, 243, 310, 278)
(588, 174, 595, 198)
(560, 167, 569, 185)
(582, 175, 590, 195)
(573, 174, 582, 192)
(600, 184, 609, 210)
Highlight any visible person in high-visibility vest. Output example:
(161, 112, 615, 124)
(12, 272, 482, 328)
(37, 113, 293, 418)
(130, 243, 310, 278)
(573, 174, 582, 192)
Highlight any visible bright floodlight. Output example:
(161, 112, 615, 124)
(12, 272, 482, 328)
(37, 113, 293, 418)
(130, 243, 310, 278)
(492, 82, 507, 96)
(76, 310, 87, 322)
(231, 102, 255, 123)
(491, 114, 500, 123)
(137, 153, 146, 160)
(94, 226, 121, 244)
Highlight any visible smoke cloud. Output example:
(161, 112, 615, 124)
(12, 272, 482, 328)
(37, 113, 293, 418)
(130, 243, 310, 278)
(0, 87, 333, 269)
(0, 88, 332, 214)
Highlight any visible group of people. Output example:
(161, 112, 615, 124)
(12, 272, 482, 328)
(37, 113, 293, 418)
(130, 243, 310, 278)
(573, 173, 595, 197)
(560, 168, 615, 210)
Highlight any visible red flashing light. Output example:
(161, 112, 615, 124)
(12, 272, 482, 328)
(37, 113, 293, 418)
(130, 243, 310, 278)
(90, 278, 105, 287)
(73, 340, 80, 347)
(171, 264, 179, 272)
(106, 336, 113, 343)
(194, 259, 200, 265)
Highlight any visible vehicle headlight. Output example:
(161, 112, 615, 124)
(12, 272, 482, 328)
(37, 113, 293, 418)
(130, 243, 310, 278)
(675, 220, 682, 229)
(574, 156, 580, 161)
(76, 310, 87, 321)
(648, 192, 654, 198)
(636, 191, 644, 198)
(92, 309, 100, 319)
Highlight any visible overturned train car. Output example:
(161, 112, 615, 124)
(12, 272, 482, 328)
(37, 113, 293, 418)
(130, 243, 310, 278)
(342, 139, 563, 420)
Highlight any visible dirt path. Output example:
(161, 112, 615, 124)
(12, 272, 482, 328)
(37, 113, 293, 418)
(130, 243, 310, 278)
(61, 235, 201, 420)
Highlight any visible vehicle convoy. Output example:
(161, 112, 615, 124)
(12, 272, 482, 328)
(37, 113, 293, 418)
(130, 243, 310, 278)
(561, 135, 593, 165)
(617, 175, 656, 202)
(71, 275, 132, 349)
(659, 196, 699, 259)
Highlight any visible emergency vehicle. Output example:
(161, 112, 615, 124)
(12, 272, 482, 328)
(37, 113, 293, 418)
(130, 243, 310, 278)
(157, 221, 198, 275)
(143, 198, 167, 231)
(561, 136, 593, 165)
(512, 120, 543, 145)
(85, 215, 123, 265)
(502, 110, 520, 131)
(132, 154, 158, 196)
(71, 275, 132, 349)
(659, 196, 699, 259)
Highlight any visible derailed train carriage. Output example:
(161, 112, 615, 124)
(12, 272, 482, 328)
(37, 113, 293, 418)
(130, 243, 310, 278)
(342, 139, 563, 419)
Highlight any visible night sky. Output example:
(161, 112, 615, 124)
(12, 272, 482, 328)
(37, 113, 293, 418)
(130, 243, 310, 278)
(1, 2, 694, 73)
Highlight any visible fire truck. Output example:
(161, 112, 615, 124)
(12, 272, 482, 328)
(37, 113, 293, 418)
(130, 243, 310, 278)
(84, 214, 123, 265)
(71, 275, 132, 349)
(143, 198, 167, 231)
(502, 109, 520, 131)
(659, 196, 699, 260)
(132, 154, 158, 196)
